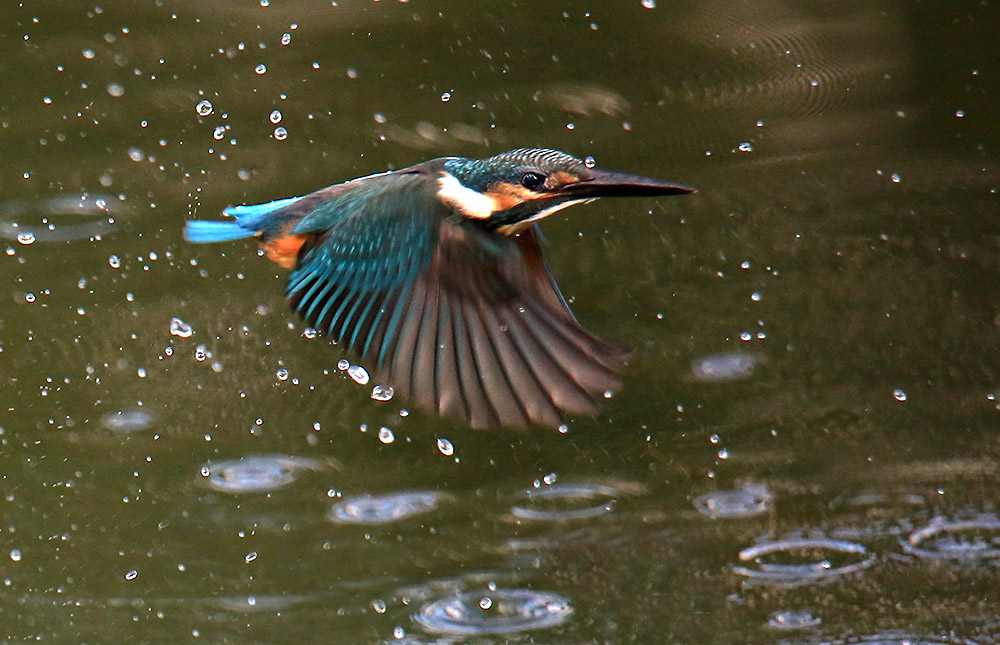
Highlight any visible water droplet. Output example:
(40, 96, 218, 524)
(127, 147, 145, 162)
(16, 232, 35, 245)
(584, 155, 596, 168)
(276, 368, 289, 381)
(255, 63, 267, 75)
(641, 0, 656, 7)
(377, 427, 395, 444)
(124, 569, 138, 580)
(273, 126, 287, 141)
(280, 32, 291, 46)
(337, 359, 350, 370)
(955, 109, 965, 118)
(169, 317, 193, 338)
(440, 91, 451, 102)
(269, 109, 282, 124)
(479, 596, 493, 610)
(108, 254, 121, 268)
(893, 388, 907, 402)
(738, 142, 753, 152)
(244, 551, 258, 563)
(9, 549, 22, 562)
(371, 384, 394, 401)
(195, 99, 213, 117)
(890, 172, 901, 183)
(212, 125, 226, 140)
(371, 599, 387, 614)
(436, 437, 454, 456)
(82, 48, 95, 59)
(347, 364, 369, 385)
(106, 82, 125, 97)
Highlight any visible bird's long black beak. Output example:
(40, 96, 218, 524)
(562, 169, 695, 198)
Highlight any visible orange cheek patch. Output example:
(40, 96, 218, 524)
(486, 183, 547, 210)
(262, 233, 307, 269)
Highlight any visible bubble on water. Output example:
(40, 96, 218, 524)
(766, 610, 821, 630)
(273, 126, 288, 141)
(441, 92, 451, 102)
(255, 63, 267, 75)
(437, 437, 454, 456)
(347, 364, 369, 385)
(414, 589, 573, 635)
(378, 426, 394, 444)
(371, 384, 394, 401)
(169, 317, 193, 338)
(200, 454, 324, 493)
(127, 147, 145, 162)
(195, 99, 214, 117)
(106, 82, 125, 97)
(212, 125, 226, 140)
(328, 491, 447, 524)
(693, 485, 772, 518)
(269, 110, 282, 124)
(893, 388, 907, 402)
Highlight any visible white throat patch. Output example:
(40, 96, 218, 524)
(436, 172, 496, 220)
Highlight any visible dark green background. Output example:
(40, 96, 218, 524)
(1, 0, 998, 642)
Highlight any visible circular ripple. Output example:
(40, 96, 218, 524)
(690, 353, 757, 382)
(510, 483, 619, 521)
(328, 491, 445, 525)
(733, 537, 875, 584)
(0, 194, 120, 243)
(822, 632, 979, 645)
(413, 589, 572, 635)
(902, 514, 1000, 562)
(201, 455, 323, 493)
(766, 609, 821, 630)
(693, 485, 772, 518)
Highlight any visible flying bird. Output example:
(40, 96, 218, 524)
(184, 148, 693, 428)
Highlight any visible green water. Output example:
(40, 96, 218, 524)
(2, 0, 999, 642)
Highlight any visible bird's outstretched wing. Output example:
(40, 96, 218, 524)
(286, 173, 628, 428)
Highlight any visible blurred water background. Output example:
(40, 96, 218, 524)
(1, 0, 999, 642)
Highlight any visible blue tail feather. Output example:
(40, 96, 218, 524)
(183, 220, 258, 244)
(223, 195, 304, 228)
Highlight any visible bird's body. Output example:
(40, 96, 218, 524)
(184, 148, 692, 428)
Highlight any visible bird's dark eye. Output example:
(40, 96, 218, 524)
(519, 172, 546, 191)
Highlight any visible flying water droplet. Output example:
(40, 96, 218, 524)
(255, 63, 267, 75)
(584, 155, 596, 168)
(641, 0, 656, 8)
(347, 364, 369, 385)
(440, 92, 451, 102)
(16, 232, 36, 245)
(280, 32, 291, 45)
(195, 99, 214, 117)
(378, 426, 394, 444)
(169, 317, 193, 338)
(212, 125, 226, 140)
(437, 437, 454, 456)
(269, 110, 282, 124)
(106, 82, 125, 97)
(273, 126, 288, 141)
(371, 384, 394, 401)
(738, 142, 753, 152)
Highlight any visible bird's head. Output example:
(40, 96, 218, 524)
(437, 148, 693, 234)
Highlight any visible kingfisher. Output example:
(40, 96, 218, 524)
(184, 148, 693, 428)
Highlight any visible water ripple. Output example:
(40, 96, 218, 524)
(902, 514, 1000, 563)
(510, 482, 620, 521)
(412, 589, 572, 636)
(733, 536, 875, 585)
(328, 491, 447, 525)
(0, 194, 120, 242)
(200, 454, 324, 493)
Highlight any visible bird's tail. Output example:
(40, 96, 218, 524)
(184, 195, 305, 244)
(183, 220, 258, 243)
